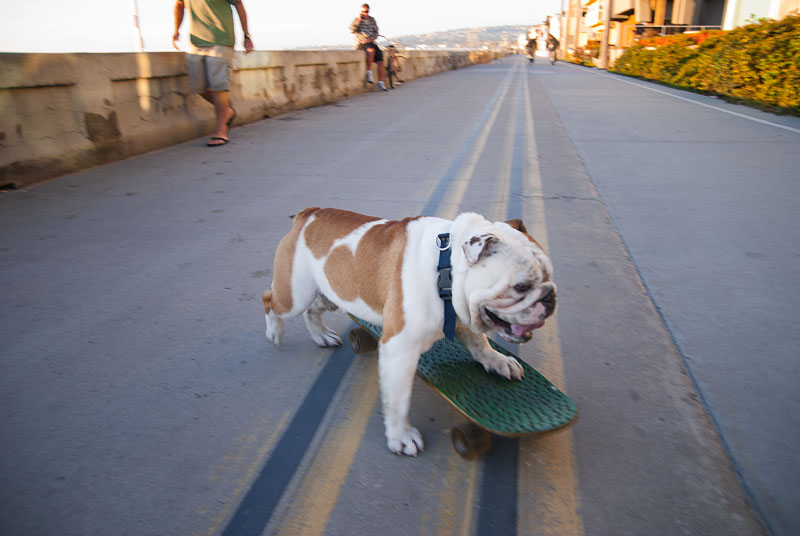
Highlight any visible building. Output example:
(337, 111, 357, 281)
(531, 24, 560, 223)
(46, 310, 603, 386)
(561, 0, 800, 66)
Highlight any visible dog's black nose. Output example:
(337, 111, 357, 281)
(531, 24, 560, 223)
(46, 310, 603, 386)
(540, 288, 556, 316)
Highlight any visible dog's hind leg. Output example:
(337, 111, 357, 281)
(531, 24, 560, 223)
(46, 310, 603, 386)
(262, 290, 285, 346)
(303, 294, 342, 347)
(262, 208, 320, 347)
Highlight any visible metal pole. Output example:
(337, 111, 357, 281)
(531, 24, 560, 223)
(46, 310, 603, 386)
(561, 0, 570, 59)
(132, 0, 145, 52)
(600, 0, 612, 69)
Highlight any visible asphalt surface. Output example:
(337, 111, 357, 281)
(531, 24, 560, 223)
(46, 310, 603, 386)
(2, 54, 798, 536)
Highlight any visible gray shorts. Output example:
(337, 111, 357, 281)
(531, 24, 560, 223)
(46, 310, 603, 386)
(186, 45, 234, 93)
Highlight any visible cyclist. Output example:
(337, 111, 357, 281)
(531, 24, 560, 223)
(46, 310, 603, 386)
(546, 34, 559, 65)
(525, 35, 537, 63)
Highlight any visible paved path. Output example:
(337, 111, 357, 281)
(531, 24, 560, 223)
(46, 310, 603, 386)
(2, 55, 798, 536)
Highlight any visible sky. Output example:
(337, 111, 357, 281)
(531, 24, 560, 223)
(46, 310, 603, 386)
(0, 0, 564, 53)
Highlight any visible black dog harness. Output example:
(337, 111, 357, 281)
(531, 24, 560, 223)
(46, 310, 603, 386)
(436, 233, 456, 341)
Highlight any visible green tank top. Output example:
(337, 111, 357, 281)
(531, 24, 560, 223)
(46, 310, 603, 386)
(186, 0, 237, 47)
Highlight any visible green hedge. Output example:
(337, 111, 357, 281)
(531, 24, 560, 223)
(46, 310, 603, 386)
(612, 15, 800, 113)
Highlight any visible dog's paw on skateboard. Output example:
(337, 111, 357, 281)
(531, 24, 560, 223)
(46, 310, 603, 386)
(483, 353, 525, 381)
(387, 427, 424, 456)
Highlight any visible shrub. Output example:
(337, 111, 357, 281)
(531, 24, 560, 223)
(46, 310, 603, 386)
(612, 15, 800, 113)
(638, 30, 725, 47)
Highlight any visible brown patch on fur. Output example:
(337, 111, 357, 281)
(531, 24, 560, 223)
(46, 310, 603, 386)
(322, 216, 420, 343)
(505, 218, 544, 250)
(505, 218, 527, 234)
(304, 208, 381, 259)
(268, 207, 320, 315)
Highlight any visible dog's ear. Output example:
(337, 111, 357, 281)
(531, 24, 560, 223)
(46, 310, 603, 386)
(462, 234, 500, 265)
(505, 218, 545, 250)
(505, 218, 528, 234)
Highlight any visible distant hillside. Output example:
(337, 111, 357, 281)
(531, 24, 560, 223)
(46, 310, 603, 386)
(311, 24, 531, 50)
(387, 25, 530, 49)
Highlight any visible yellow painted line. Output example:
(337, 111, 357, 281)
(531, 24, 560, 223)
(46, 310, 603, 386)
(417, 62, 517, 213)
(201, 410, 292, 536)
(434, 451, 480, 536)
(273, 355, 380, 536)
(418, 430, 481, 536)
(487, 81, 517, 223)
(420, 66, 520, 536)
(267, 65, 521, 536)
(516, 65, 584, 536)
(436, 63, 518, 221)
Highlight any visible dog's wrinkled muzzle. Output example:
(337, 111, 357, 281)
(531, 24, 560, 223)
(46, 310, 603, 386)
(483, 286, 556, 343)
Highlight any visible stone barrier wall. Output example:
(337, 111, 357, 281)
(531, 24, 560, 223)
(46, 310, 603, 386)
(0, 49, 499, 188)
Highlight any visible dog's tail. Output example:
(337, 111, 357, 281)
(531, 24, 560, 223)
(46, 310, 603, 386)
(289, 206, 320, 222)
(261, 290, 274, 315)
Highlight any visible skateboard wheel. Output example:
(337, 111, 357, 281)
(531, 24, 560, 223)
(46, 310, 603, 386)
(349, 328, 378, 354)
(451, 423, 492, 459)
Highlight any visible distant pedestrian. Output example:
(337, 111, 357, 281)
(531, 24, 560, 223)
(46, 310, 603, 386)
(173, 0, 254, 147)
(547, 34, 559, 64)
(350, 4, 388, 92)
(526, 35, 537, 63)
(385, 44, 405, 87)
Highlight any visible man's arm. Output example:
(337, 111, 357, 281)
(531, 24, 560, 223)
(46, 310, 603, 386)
(365, 17, 379, 42)
(172, 0, 184, 50)
(234, 1, 254, 52)
(350, 16, 372, 44)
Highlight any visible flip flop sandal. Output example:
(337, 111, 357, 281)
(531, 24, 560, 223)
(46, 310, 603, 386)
(207, 137, 229, 147)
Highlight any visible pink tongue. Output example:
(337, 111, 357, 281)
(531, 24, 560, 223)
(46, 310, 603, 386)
(512, 321, 544, 336)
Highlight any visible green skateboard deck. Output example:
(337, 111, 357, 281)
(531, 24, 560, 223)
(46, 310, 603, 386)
(348, 315, 578, 443)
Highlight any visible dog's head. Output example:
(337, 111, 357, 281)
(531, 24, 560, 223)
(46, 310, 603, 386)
(451, 214, 556, 344)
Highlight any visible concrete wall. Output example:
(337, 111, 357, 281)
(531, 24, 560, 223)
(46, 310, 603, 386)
(0, 49, 498, 188)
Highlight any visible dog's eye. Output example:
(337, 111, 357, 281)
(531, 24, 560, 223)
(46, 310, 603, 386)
(514, 282, 532, 294)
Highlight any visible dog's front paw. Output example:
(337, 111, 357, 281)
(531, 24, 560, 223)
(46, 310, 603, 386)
(387, 427, 424, 457)
(312, 329, 342, 348)
(483, 353, 524, 381)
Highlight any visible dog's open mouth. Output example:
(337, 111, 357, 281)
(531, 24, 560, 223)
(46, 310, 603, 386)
(484, 308, 545, 342)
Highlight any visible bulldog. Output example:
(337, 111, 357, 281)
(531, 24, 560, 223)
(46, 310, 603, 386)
(262, 207, 556, 456)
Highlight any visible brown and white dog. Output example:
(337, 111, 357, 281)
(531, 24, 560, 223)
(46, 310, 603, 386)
(262, 207, 556, 456)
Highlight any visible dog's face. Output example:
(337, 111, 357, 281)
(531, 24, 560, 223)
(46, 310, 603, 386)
(456, 219, 556, 344)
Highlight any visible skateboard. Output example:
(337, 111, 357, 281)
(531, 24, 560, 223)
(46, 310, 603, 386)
(348, 315, 579, 459)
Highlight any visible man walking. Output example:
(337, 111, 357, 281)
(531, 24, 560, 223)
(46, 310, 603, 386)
(173, 0, 254, 146)
(546, 33, 560, 64)
(350, 4, 388, 91)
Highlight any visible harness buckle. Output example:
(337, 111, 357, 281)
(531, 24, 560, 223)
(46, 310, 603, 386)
(438, 267, 452, 298)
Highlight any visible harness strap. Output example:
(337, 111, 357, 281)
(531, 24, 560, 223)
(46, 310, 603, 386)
(436, 233, 456, 341)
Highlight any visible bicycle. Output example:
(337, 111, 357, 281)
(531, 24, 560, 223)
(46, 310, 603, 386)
(385, 43, 406, 89)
